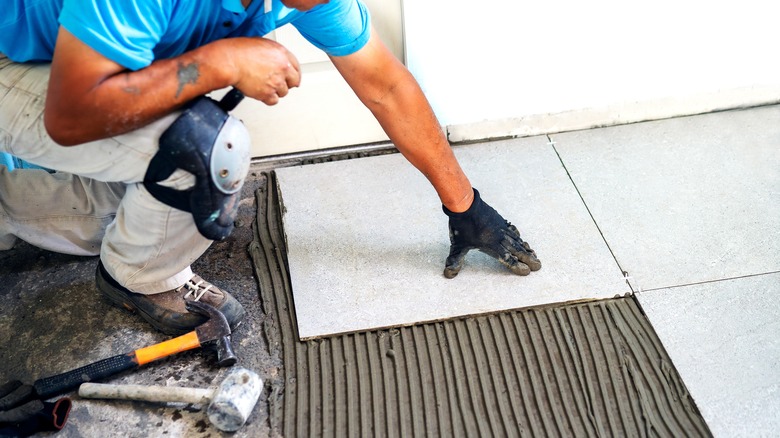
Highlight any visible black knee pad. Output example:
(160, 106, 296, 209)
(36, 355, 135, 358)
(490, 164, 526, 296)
(144, 90, 250, 241)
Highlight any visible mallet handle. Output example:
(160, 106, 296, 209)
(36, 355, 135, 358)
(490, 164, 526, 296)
(79, 383, 212, 405)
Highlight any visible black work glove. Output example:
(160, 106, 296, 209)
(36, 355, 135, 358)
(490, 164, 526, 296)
(0, 380, 72, 437)
(443, 188, 541, 278)
(0, 381, 35, 413)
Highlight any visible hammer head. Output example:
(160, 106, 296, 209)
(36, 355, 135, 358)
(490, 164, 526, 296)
(185, 301, 237, 367)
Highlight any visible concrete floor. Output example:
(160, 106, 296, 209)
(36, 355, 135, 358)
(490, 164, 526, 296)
(1, 105, 779, 437)
(0, 174, 274, 438)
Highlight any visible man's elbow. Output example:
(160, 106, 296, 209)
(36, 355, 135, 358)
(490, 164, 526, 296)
(361, 74, 419, 115)
(362, 82, 397, 110)
(43, 108, 86, 146)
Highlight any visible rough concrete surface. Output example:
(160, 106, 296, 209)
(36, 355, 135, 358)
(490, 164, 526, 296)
(637, 273, 780, 438)
(277, 136, 630, 339)
(552, 105, 780, 291)
(0, 173, 276, 438)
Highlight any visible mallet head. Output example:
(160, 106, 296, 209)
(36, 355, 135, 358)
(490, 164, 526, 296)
(206, 367, 263, 432)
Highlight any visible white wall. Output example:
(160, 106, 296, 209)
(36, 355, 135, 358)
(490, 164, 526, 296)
(404, 0, 780, 140)
(228, 0, 403, 157)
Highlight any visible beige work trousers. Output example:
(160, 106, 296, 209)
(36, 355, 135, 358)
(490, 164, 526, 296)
(0, 54, 212, 294)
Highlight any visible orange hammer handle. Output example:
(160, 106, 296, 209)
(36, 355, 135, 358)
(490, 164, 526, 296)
(33, 331, 203, 400)
(134, 331, 201, 365)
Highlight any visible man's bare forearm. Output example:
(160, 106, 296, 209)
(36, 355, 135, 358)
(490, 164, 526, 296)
(330, 30, 474, 212)
(45, 28, 300, 146)
(366, 72, 474, 212)
(45, 33, 236, 145)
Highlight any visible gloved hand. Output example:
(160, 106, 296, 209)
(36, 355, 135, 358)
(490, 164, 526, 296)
(443, 188, 541, 278)
(0, 381, 35, 412)
(0, 398, 71, 437)
(0, 380, 71, 437)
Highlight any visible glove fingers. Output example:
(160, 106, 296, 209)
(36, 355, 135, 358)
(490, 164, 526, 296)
(498, 252, 531, 276)
(520, 241, 542, 271)
(479, 238, 534, 276)
(444, 245, 471, 279)
(0, 381, 23, 400)
(0, 383, 36, 412)
(0, 400, 44, 423)
(502, 230, 542, 272)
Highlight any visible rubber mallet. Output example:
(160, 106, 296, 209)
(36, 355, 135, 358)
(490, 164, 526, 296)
(79, 367, 262, 432)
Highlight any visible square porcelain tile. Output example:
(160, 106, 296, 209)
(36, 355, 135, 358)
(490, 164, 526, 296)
(276, 136, 629, 339)
(637, 273, 780, 437)
(553, 106, 780, 291)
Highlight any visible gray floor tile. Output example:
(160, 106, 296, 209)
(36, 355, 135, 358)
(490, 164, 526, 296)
(637, 273, 780, 437)
(276, 136, 629, 339)
(553, 106, 780, 291)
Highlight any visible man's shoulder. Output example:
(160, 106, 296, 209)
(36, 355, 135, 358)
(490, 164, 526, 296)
(286, 0, 371, 57)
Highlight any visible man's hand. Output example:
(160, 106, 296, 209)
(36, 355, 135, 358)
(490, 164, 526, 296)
(329, 29, 537, 276)
(443, 189, 541, 278)
(224, 37, 301, 106)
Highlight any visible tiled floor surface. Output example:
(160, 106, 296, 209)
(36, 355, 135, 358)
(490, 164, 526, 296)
(280, 105, 780, 435)
(1, 105, 777, 437)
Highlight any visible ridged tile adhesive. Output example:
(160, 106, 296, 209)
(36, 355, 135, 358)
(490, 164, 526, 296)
(250, 171, 711, 437)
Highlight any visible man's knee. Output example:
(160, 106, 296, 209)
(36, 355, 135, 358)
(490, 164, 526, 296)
(143, 91, 251, 241)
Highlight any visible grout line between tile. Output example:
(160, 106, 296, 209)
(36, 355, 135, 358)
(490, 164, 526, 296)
(548, 135, 634, 294)
(639, 270, 780, 293)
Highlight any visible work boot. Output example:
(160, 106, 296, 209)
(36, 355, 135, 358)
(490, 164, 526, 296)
(96, 261, 245, 336)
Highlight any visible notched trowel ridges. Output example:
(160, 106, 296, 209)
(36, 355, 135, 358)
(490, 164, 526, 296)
(252, 170, 712, 438)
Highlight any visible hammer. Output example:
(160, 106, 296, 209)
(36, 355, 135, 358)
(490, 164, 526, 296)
(30, 301, 236, 402)
(79, 367, 262, 432)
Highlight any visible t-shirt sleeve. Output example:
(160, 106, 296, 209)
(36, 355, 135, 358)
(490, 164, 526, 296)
(58, 0, 171, 71)
(291, 0, 371, 57)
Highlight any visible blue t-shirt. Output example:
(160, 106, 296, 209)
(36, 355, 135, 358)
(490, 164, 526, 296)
(0, 0, 371, 70)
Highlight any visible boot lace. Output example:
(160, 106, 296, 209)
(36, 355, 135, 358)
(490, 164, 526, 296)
(177, 278, 214, 302)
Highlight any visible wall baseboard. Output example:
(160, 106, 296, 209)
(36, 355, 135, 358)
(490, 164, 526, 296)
(447, 85, 780, 143)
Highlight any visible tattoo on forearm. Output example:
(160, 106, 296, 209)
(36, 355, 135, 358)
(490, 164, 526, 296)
(176, 62, 200, 98)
